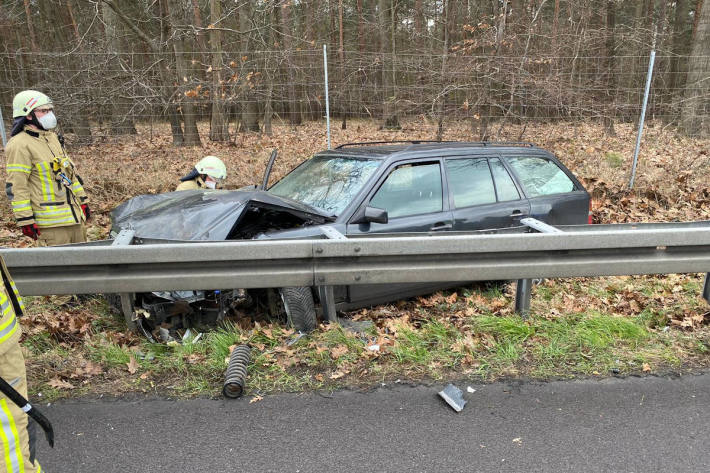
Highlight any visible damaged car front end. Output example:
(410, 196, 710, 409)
(109, 188, 337, 337)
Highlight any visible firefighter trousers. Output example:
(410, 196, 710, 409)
(36, 224, 86, 247)
(0, 342, 41, 473)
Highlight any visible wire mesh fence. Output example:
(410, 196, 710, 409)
(0, 49, 707, 143)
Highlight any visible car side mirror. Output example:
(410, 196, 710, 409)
(363, 206, 388, 224)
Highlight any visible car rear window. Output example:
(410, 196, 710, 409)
(446, 158, 496, 207)
(489, 158, 520, 201)
(445, 157, 520, 208)
(507, 156, 575, 197)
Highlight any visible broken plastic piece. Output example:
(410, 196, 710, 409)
(158, 327, 176, 343)
(438, 383, 467, 412)
(287, 332, 307, 346)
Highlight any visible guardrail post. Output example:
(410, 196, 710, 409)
(515, 217, 562, 319)
(111, 230, 136, 330)
(515, 279, 532, 318)
(318, 226, 346, 323)
(703, 273, 710, 303)
(318, 286, 338, 323)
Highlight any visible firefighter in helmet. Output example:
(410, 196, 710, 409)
(5, 90, 89, 246)
(176, 156, 227, 191)
(0, 254, 48, 472)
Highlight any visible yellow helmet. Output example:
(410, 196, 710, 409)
(12, 90, 53, 118)
(195, 156, 227, 180)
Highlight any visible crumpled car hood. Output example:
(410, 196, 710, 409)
(110, 189, 332, 240)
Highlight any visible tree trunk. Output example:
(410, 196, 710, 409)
(191, 0, 209, 52)
(65, 0, 82, 46)
(604, 0, 616, 136)
(436, 0, 450, 140)
(680, 0, 709, 135)
(23, 0, 38, 51)
(209, 0, 229, 141)
(172, 38, 202, 146)
(339, 0, 347, 129)
(693, 0, 705, 39)
(166, 0, 201, 146)
(280, 1, 302, 125)
(380, 0, 400, 129)
(239, 0, 260, 132)
(358, 0, 366, 52)
(668, 0, 689, 102)
(414, 0, 425, 50)
(552, 0, 560, 52)
(102, 0, 137, 135)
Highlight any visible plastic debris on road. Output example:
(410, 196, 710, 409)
(438, 384, 467, 412)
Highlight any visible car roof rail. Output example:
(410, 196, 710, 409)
(334, 140, 451, 149)
(334, 140, 537, 149)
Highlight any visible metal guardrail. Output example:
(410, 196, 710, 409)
(1, 221, 709, 296)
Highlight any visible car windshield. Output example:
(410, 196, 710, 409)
(269, 156, 381, 216)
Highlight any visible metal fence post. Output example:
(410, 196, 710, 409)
(629, 49, 656, 189)
(0, 106, 7, 148)
(703, 273, 710, 303)
(323, 44, 331, 150)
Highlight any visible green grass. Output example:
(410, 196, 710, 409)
(474, 315, 535, 342)
(23, 275, 710, 401)
(605, 151, 624, 168)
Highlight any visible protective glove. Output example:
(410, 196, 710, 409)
(21, 224, 40, 240)
(81, 204, 90, 220)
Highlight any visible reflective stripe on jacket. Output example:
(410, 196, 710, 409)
(5, 127, 88, 228)
(0, 257, 22, 356)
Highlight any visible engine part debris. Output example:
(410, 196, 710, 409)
(438, 383, 467, 412)
(223, 345, 251, 399)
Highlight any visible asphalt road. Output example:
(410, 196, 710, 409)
(36, 373, 709, 472)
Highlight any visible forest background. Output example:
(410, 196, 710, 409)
(0, 0, 708, 145)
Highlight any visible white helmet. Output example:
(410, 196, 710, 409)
(195, 156, 227, 180)
(13, 90, 53, 118)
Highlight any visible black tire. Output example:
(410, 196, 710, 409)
(279, 287, 317, 332)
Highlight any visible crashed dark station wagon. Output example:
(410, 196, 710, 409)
(111, 141, 590, 335)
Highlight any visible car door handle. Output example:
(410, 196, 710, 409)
(510, 210, 526, 218)
(430, 223, 453, 231)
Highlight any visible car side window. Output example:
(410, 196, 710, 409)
(445, 158, 496, 208)
(370, 162, 443, 218)
(507, 156, 575, 197)
(489, 158, 520, 201)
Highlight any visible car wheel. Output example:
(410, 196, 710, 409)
(279, 287, 317, 333)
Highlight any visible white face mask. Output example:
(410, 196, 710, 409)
(204, 179, 216, 189)
(37, 111, 57, 130)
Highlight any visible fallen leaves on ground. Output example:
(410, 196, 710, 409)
(126, 356, 139, 374)
(48, 378, 75, 390)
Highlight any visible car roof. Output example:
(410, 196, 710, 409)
(316, 141, 552, 160)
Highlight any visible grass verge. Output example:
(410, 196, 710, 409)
(21, 274, 710, 402)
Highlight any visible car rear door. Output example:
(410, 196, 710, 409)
(444, 156, 530, 231)
(504, 155, 589, 225)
